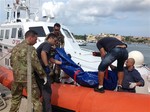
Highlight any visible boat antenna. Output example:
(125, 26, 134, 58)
(4, 0, 12, 23)
(6, 4, 12, 22)
(12, 0, 30, 22)
(42, 0, 55, 22)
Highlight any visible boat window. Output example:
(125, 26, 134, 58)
(62, 28, 72, 39)
(11, 28, 17, 38)
(18, 28, 23, 39)
(5, 30, 10, 39)
(0, 30, 4, 40)
(48, 26, 53, 32)
(29, 27, 46, 37)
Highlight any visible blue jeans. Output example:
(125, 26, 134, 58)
(98, 47, 128, 71)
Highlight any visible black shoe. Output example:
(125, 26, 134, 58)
(94, 87, 105, 93)
(117, 86, 123, 92)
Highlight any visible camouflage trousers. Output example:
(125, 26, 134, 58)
(9, 81, 42, 112)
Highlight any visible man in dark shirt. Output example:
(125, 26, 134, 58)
(36, 33, 62, 112)
(121, 58, 144, 93)
(95, 37, 128, 93)
(36, 33, 59, 67)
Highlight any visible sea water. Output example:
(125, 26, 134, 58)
(80, 43, 150, 67)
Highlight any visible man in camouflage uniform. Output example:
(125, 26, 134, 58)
(53, 23, 64, 48)
(9, 30, 47, 112)
(52, 23, 64, 82)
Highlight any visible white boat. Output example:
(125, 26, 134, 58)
(0, 0, 100, 72)
(0, 0, 150, 95)
(0, 0, 150, 112)
(76, 39, 87, 46)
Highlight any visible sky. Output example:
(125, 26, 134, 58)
(0, 0, 150, 37)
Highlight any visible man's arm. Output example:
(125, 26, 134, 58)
(50, 58, 62, 65)
(99, 48, 106, 59)
(41, 51, 49, 66)
(133, 70, 145, 86)
(31, 48, 47, 78)
(129, 70, 145, 88)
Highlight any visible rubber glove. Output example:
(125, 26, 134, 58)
(44, 66, 51, 75)
(43, 76, 47, 85)
(129, 82, 137, 89)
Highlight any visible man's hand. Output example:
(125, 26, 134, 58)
(55, 60, 62, 65)
(43, 76, 47, 85)
(129, 82, 137, 88)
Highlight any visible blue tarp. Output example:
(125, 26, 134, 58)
(55, 48, 118, 90)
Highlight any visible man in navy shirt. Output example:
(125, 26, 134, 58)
(121, 58, 144, 93)
(95, 37, 128, 93)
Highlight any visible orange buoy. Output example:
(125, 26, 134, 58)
(0, 66, 27, 96)
(0, 66, 13, 89)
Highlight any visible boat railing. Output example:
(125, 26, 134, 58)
(144, 64, 150, 70)
(4, 0, 40, 23)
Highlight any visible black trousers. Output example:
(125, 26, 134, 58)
(34, 71, 52, 112)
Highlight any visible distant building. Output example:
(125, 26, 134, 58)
(95, 33, 124, 41)
(86, 35, 97, 43)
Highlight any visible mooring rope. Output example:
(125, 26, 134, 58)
(0, 96, 7, 111)
(0, 52, 11, 61)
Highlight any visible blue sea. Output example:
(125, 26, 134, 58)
(80, 43, 150, 67)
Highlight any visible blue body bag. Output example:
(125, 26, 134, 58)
(55, 48, 117, 90)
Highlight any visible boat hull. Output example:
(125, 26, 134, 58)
(52, 83, 150, 112)
(0, 66, 150, 112)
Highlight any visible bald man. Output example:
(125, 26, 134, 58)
(111, 58, 144, 93)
